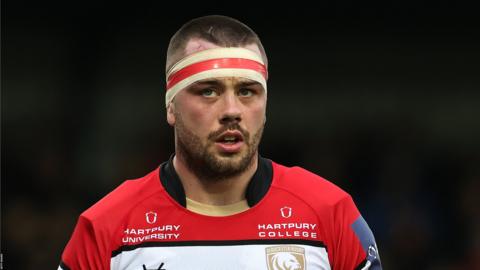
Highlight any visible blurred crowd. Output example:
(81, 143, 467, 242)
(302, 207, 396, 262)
(4, 2, 480, 269)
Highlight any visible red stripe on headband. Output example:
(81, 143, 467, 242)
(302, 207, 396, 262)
(166, 58, 267, 91)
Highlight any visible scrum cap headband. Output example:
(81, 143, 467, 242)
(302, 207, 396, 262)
(165, 47, 268, 106)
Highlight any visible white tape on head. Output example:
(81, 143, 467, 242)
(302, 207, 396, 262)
(165, 47, 268, 107)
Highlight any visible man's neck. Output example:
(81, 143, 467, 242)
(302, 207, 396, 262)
(172, 154, 258, 206)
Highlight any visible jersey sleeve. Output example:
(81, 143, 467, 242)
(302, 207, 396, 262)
(332, 195, 382, 270)
(58, 215, 109, 270)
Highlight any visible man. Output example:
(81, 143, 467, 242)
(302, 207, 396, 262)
(59, 15, 382, 270)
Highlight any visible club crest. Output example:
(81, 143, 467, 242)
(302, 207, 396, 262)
(266, 246, 306, 270)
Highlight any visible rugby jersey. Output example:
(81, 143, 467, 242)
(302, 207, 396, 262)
(59, 156, 382, 270)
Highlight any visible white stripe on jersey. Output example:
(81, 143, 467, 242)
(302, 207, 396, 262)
(111, 244, 330, 270)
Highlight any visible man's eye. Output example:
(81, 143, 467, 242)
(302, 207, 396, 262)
(239, 88, 253, 97)
(201, 88, 217, 97)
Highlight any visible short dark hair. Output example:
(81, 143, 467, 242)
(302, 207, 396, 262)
(166, 15, 268, 73)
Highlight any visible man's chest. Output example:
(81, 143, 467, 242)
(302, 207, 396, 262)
(108, 194, 332, 269)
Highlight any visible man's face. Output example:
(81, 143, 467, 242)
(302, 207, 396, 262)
(168, 75, 267, 181)
(166, 40, 267, 181)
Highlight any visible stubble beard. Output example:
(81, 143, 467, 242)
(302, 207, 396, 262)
(175, 115, 264, 183)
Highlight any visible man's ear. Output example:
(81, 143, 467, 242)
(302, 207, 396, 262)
(166, 102, 176, 126)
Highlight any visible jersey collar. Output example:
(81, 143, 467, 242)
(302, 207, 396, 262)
(159, 154, 273, 208)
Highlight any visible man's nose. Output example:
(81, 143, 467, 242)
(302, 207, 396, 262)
(219, 91, 242, 125)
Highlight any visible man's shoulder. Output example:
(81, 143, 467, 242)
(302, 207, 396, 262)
(80, 167, 162, 223)
(271, 161, 352, 207)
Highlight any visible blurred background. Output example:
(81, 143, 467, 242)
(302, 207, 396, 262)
(2, 1, 480, 269)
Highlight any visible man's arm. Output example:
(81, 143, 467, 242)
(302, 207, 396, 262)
(333, 195, 382, 270)
(58, 215, 108, 270)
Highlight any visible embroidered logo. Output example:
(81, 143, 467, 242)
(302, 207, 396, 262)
(266, 246, 305, 270)
(368, 245, 378, 260)
(280, 207, 292, 218)
(145, 211, 157, 224)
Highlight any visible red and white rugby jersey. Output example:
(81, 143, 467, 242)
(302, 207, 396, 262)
(59, 156, 382, 270)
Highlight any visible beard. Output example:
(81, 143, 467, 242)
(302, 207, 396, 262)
(174, 114, 264, 183)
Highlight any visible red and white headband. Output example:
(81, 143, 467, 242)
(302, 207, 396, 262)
(165, 47, 268, 107)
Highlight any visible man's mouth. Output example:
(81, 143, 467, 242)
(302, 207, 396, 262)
(217, 132, 243, 144)
(214, 130, 245, 153)
(216, 131, 244, 144)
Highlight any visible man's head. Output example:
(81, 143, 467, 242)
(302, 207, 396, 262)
(166, 15, 268, 76)
(165, 15, 268, 182)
